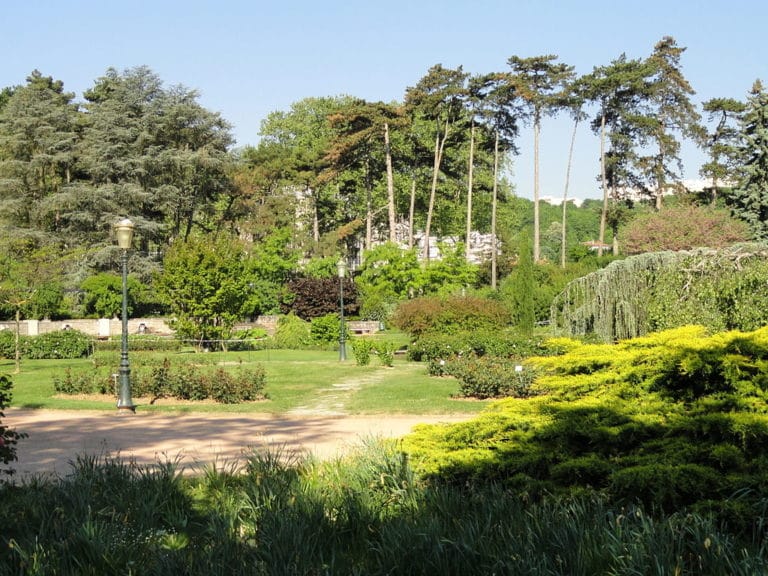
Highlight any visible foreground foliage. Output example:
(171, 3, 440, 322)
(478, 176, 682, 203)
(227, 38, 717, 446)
(404, 326, 768, 522)
(0, 375, 24, 475)
(1, 442, 766, 575)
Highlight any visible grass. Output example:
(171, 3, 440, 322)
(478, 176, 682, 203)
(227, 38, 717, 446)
(1, 442, 766, 575)
(0, 347, 489, 415)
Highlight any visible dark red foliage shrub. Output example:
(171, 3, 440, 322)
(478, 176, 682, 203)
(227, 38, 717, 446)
(282, 276, 359, 320)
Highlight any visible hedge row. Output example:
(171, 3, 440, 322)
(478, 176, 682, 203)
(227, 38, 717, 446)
(53, 358, 267, 404)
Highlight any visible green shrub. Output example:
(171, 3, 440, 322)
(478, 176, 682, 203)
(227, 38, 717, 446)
(274, 313, 312, 349)
(408, 329, 547, 362)
(25, 329, 93, 359)
(392, 295, 511, 338)
(206, 367, 267, 404)
(54, 359, 267, 404)
(310, 313, 341, 345)
(374, 340, 396, 367)
(94, 336, 182, 353)
(53, 368, 111, 395)
(351, 338, 374, 366)
(226, 328, 270, 351)
(404, 325, 768, 514)
(0, 374, 25, 475)
(448, 355, 537, 399)
(0, 330, 22, 359)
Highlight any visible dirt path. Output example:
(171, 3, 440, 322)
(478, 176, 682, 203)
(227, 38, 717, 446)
(288, 369, 389, 415)
(4, 408, 470, 478)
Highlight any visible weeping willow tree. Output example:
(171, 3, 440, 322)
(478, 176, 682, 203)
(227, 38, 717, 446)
(551, 243, 768, 342)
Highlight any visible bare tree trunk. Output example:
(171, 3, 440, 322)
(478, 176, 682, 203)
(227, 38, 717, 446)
(366, 186, 373, 251)
(655, 177, 664, 210)
(311, 187, 320, 244)
(408, 178, 416, 249)
(424, 120, 449, 262)
(598, 113, 608, 258)
(365, 159, 373, 250)
(384, 122, 397, 243)
(655, 118, 666, 211)
(491, 131, 500, 290)
(465, 122, 476, 261)
(14, 307, 21, 375)
(561, 117, 579, 268)
(533, 117, 541, 262)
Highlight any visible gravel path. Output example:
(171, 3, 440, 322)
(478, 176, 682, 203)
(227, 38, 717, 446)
(4, 408, 470, 478)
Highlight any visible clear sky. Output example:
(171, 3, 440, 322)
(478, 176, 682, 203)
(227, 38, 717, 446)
(2, 0, 766, 200)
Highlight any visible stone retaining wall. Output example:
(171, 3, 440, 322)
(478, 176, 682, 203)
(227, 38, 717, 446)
(0, 315, 381, 338)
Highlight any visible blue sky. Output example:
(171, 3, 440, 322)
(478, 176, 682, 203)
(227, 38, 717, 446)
(3, 0, 766, 200)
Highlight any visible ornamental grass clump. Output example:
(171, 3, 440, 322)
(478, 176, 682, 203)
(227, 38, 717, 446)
(4, 444, 767, 574)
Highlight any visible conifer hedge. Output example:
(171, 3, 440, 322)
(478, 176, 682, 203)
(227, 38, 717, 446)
(404, 325, 768, 523)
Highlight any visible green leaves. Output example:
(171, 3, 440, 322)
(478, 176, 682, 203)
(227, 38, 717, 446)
(155, 235, 249, 346)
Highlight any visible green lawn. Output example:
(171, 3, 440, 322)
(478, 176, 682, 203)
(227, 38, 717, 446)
(0, 348, 489, 415)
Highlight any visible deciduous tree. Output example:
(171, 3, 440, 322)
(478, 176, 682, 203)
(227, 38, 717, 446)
(155, 234, 249, 348)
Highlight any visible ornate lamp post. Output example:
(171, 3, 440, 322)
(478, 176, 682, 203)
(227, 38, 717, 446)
(114, 218, 136, 413)
(337, 257, 347, 361)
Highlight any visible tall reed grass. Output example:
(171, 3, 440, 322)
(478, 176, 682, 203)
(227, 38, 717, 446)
(1, 439, 766, 575)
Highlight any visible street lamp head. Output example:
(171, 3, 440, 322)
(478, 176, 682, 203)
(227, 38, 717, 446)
(336, 257, 347, 279)
(114, 218, 135, 250)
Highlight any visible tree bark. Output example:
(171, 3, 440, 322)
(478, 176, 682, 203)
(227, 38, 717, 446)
(465, 122, 476, 261)
(408, 178, 416, 249)
(424, 119, 449, 262)
(598, 112, 608, 258)
(311, 187, 320, 244)
(561, 117, 579, 268)
(384, 122, 397, 243)
(365, 159, 373, 250)
(491, 131, 500, 290)
(533, 115, 541, 262)
(14, 307, 21, 375)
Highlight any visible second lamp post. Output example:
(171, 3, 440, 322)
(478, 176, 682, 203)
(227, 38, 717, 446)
(337, 257, 347, 361)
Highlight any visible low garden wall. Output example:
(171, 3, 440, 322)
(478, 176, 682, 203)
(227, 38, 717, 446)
(0, 316, 381, 338)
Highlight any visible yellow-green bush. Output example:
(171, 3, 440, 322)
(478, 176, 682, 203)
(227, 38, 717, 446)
(403, 326, 768, 514)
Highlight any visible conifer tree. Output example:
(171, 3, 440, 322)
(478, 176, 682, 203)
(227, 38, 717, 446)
(729, 80, 768, 239)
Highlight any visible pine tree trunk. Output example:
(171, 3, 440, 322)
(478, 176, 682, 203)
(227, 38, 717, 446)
(598, 113, 608, 258)
(366, 185, 373, 251)
(14, 307, 21, 375)
(561, 117, 579, 268)
(312, 188, 320, 244)
(655, 117, 666, 210)
(491, 131, 500, 290)
(365, 159, 373, 250)
(465, 122, 476, 261)
(425, 119, 449, 262)
(533, 117, 541, 262)
(384, 122, 396, 243)
(408, 178, 416, 249)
